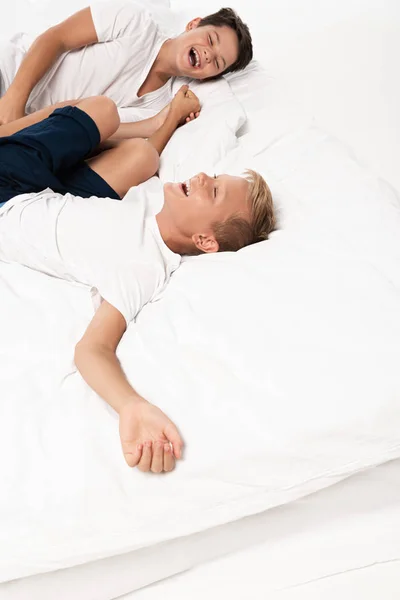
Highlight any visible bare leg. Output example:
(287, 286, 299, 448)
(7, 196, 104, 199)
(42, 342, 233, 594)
(86, 138, 160, 198)
(109, 105, 170, 141)
(0, 96, 120, 143)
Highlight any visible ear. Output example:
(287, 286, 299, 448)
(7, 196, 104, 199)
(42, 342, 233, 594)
(185, 17, 202, 32)
(192, 233, 219, 254)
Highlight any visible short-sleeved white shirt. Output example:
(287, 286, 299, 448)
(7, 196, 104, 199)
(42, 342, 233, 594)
(0, 178, 181, 324)
(0, 1, 173, 121)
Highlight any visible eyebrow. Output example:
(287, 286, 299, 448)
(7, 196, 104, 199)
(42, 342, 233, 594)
(214, 31, 226, 70)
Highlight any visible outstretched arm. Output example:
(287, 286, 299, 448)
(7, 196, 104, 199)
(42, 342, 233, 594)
(0, 7, 97, 125)
(74, 300, 183, 472)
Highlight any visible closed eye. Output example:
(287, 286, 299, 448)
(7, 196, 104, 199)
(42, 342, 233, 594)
(213, 173, 217, 198)
(208, 34, 213, 47)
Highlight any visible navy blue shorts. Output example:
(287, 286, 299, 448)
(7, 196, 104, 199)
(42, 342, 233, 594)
(0, 105, 120, 205)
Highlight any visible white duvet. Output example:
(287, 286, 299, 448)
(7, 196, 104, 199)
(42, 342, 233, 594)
(1, 120, 400, 583)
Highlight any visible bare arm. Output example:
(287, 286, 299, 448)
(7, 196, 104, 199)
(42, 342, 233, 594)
(0, 7, 97, 124)
(109, 90, 200, 144)
(146, 85, 201, 154)
(107, 116, 167, 143)
(74, 301, 183, 472)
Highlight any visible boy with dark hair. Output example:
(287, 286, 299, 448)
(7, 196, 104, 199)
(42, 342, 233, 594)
(197, 7, 252, 75)
(0, 1, 253, 133)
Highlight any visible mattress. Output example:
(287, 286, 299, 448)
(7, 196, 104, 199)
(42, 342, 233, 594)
(121, 460, 400, 600)
(2, 459, 400, 600)
(126, 564, 400, 600)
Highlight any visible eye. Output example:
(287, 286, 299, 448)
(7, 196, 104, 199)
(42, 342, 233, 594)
(213, 173, 217, 198)
(208, 34, 213, 46)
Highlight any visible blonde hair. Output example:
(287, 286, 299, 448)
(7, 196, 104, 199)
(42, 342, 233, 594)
(213, 169, 276, 252)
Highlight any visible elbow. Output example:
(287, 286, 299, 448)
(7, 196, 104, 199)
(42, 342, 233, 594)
(74, 341, 113, 371)
(74, 340, 87, 372)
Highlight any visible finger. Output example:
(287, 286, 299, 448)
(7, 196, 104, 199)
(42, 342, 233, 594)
(163, 443, 175, 472)
(151, 441, 164, 473)
(137, 440, 152, 472)
(190, 112, 195, 119)
(178, 84, 189, 95)
(123, 443, 143, 468)
(186, 116, 190, 122)
(164, 422, 184, 460)
(195, 111, 200, 118)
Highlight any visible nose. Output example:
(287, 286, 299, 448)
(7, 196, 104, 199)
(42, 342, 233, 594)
(197, 172, 209, 186)
(203, 48, 212, 64)
(195, 172, 213, 192)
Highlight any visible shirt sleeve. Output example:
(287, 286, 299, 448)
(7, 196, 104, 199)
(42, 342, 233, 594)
(92, 262, 164, 326)
(90, 1, 150, 43)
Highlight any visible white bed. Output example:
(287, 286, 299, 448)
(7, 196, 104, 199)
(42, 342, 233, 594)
(1, 0, 400, 599)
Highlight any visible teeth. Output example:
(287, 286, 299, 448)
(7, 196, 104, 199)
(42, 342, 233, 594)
(184, 180, 191, 196)
(192, 48, 200, 67)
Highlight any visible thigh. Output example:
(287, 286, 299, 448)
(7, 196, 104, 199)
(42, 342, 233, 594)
(0, 145, 62, 203)
(57, 161, 120, 200)
(85, 138, 160, 198)
(0, 106, 101, 175)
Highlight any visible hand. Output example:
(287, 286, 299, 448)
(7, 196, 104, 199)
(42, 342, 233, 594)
(119, 397, 184, 473)
(0, 93, 26, 126)
(169, 85, 201, 126)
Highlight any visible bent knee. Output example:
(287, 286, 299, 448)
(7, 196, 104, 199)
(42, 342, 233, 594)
(83, 96, 120, 141)
(141, 139, 160, 176)
(121, 138, 160, 178)
(97, 96, 120, 136)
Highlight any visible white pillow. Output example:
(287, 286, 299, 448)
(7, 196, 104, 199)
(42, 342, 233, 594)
(224, 60, 314, 141)
(158, 76, 246, 183)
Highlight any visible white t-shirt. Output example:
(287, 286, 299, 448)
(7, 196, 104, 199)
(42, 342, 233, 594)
(0, 1, 173, 121)
(0, 178, 181, 325)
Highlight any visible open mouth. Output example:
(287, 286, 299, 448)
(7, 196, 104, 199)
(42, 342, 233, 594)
(180, 180, 191, 196)
(189, 47, 201, 68)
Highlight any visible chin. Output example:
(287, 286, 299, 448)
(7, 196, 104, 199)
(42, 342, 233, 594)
(163, 182, 175, 194)
(163, 182, 182, 205)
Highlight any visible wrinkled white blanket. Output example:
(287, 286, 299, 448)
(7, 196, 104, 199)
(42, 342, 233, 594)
(1, 124, 400, 583)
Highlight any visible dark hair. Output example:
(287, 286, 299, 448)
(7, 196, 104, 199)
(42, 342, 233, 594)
(198, 7, 253, 75)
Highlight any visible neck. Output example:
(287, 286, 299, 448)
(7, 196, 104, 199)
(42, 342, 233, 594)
(155, 211, 188, 255)
(153, 39, 182, 79)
